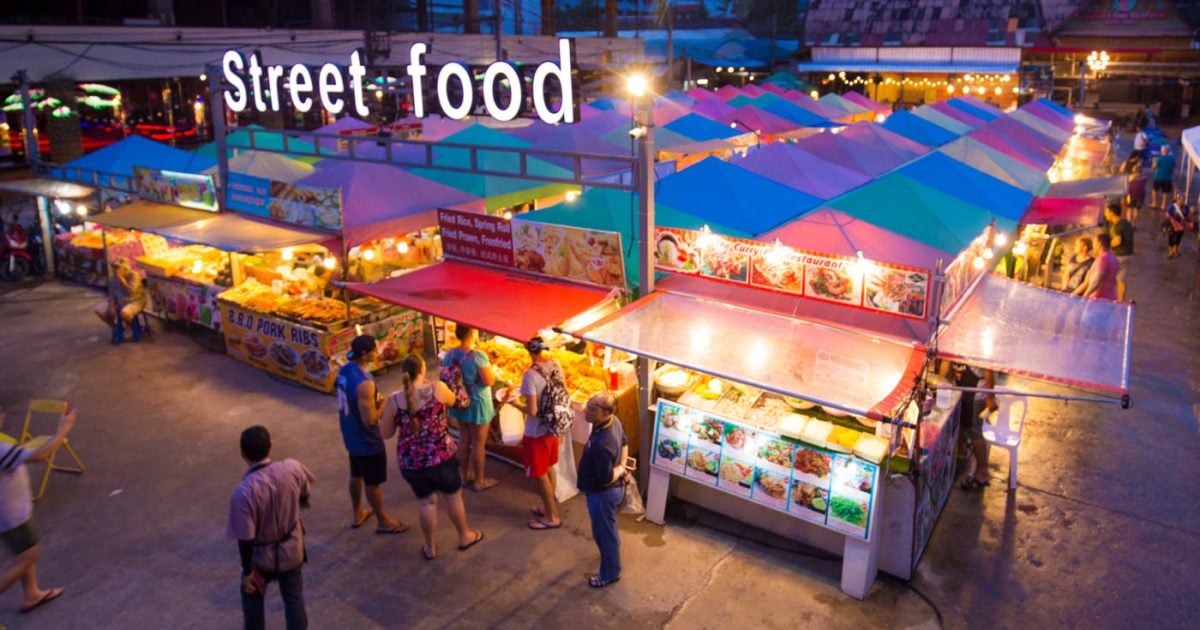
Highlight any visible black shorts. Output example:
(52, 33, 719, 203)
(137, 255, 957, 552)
(1153, 179, 1173, 193)
(1, 519, 38, 555)
(400, 458, 462, 500)
(348, 451, 388, 487)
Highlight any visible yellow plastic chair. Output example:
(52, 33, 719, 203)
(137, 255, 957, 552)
(19, 400, 84, 501)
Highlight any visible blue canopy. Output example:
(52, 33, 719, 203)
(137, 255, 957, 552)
(193, 124, 325, 162)
(760, 100, 833, 127)
(881, 110, 960, 147)
(945, 98, 1001, 122)
(65, 135, 213, 178)
(656, 156, 822, 237)
(896, 152, 1033, 222)
(664, 114, 740, 142)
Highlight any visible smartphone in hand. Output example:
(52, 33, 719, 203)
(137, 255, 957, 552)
(624, 456, 637, 471)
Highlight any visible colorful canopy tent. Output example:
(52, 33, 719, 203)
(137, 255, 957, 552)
(896, 152, 1033, 222)
(759, 99, 835, 127)
(938, 136, 1052, 195)
(733, 142, 871, 200)
(346, 260, 616, 342)
(1044, 175, 1127, 198)
(740, 84, 767, 97)
(818, 93, 873, 121)
(146, 211, 335, 252)
(762, 71, 811, 91)
(527, 126, 632, 178)
(58, 136, 214, 187)
(1021, 99, 1076, 133)
(1008, 108, 1073, 144)
(686, 88, 723, 102)
(87, 200, 213, 231)
(203, 150, 313, 182)
(841, 91, 891, 114)
(656, 157, 822, 236)
(954, 95, 1005, 117)
(194, 125, 324, 163)
(792, 132, 910, 177)
(826, 173, 1014, 253)
(296, 160, 482, 247)
(0, 179, 94, 199)
(313, 116, 375, 151)
(758, 83, 786, 95)
(760, 208, 952, 272)
(662, 90, 699, 106)
(943, 98, 1000, 122)
(663, 114, 742, 142)
(600, 125, 696, 151)
(690, 98, 738, 120)
(717, 105, 803, 136)
(969, 126, 1056, 171)
(838, 123, 931, 163)
(1020, 197, 1103, 226)
(715, 85, 744, 101)
(936, 273, 1133, 396)
(409, 125, 577, 211)
(568, 282, 925, 415)
(982, 116, 1064, 155)
(652, 99, 693, 126)
(882, 110, 961, 147)
(576, 110, 638, 137)
(911, 106, 974, 135)
(929, 102, 987, 129)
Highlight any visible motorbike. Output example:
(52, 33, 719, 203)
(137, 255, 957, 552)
(1, 214, 34, 282)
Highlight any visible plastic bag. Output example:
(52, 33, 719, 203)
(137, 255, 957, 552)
(618, 474, 644, 515)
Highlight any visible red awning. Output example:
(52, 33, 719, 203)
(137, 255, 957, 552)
(1021, 197, 1103, 227)
(345, 260, 616, 342)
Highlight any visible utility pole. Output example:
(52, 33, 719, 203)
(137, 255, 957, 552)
(16, 70, 38, 167)
(605, 0, 617, 38)
(208, 67, 229, 211)
(495, 0, 504, 60)
(666, 2, 674, 91)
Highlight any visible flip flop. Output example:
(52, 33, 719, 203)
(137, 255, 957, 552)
(421, 545, 436, 561)
(350, 508, 374, 529)
(458, 530, 485, 551)
(376, 522, 410, 535)
(20, 587, 64, 614)
(588, 575, 620, 589)
(960, 477, 989, 491)
(471, 478, 500, 492)
(531, 505, 546, 517)
(528, 518, 562, 531)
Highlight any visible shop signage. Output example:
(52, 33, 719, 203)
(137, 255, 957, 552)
(222, 38, 578, 125)
(437, 209, 627, 289)
(651, 400, 880, 540)
(1061, 0, 1188, 34)
(133, 166, 218, 212)
(146, 276, 222, 330)
(226, 173, 343, 231)
(653, 227, 930, 320)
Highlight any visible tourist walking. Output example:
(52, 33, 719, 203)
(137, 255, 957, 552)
(226, 426, 314, 630)
(577, 393, 629, 588)
(1165, 193, 1191, 259)
(442, 324, 499, 492)
(0, 403, 75, 614)
(381, 355, 484, 560)
(335, 335, 409, 534)
(1150, 145, 1176, 210)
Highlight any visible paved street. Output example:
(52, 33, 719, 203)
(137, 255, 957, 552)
(0, 216, 1197, 629)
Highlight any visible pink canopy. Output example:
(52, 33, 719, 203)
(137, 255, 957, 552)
(783, 94, 853, 120)
(733, 143, 870, 199)
(716, 105, 800, 135)
(691, 99, 737, 120)
(1021, 197, 1103, 226)
(297, 160, 483, 247)
(792, 133, 906, 177)
(759, 83, 787, 95)
(686, 88, 722, 102)
(930, 102, 986, 128)
(841, 91, 890, 113)
(983, 116, 1063, 155)
(838, 123, 930, 163)
(969, 127, 1056, 171)
(715, 85, 744, 101)
(653, 99, 692, 126)
(740, 84, 767, 97)
(761, 208, 953, 271)
(1022, 101, 1076, 132)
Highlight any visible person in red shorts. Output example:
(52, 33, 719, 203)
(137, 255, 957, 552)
(509, 337, 567, 530)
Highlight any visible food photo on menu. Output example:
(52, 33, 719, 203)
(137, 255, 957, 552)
(749, 250, 805, 294)
(721, 422, 756, 458)
(790, 480, 829, 521)
(752, 468, 791, 509)
(654, 229, 700, 273)
(700, 239, 749, 282)
(864, 266, 928, 316)
(806, 265, 859, 304)
(826, 456, 876, 534)
(685, 444, 721, 486)
(717, 456, 755, 497)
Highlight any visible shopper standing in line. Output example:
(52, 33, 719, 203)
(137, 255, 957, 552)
(1074, 233, 1121, 301)
(227, 426, 314, 630)
(577, 392, 628, 589)
(335, 335, 409, 534)
(0, 403, 75, 614)
(381, 355, 484, 560)
(509, 337, 567, 530)
(443, 325, 499, 492)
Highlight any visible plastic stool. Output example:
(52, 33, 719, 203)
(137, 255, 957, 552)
(112, 311, 152, 345)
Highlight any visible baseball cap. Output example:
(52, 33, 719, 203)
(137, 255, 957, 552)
(348, 335, 377, 360)
(525, 336, 549, 355)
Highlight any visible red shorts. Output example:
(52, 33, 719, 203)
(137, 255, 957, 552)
(522, 434, 559, 478)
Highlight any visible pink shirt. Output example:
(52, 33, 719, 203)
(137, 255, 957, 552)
(1086, 252, 1119, 300)
(226, 459, 314, 573)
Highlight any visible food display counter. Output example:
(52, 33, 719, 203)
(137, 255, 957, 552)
(53, 230, 111, 288)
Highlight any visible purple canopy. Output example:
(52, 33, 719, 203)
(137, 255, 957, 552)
(314, 116, 375, 151)
(969, 127, 1056, 171)
(691, 99, 738, 120)
(733, 143, 871, 199)
(716, 105, 800, 135)
(528, 126, 632, 177)
(840, 91, 890, 114)
(792, 132, 907, 177)
(297, 161, 483, 247)
(930, 102, 986, 128)
(838, 123, 931, 163)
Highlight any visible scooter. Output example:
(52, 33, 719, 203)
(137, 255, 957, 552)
(1, 215, 34, 282)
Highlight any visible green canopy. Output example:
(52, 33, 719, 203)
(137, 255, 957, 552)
(194, 125, 325, 164)
(521, 188, 753, 292)
(938, 136, 1052, 196)
(411, 125, 578, 211)
(826, 173, 1015, 253)
(910, 106, 974, 135)
(763, 72, 812, 91)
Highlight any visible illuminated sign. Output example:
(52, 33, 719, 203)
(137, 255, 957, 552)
(221, 39, 578, 125)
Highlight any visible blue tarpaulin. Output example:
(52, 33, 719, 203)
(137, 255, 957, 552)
(881, 110, 961, 147)
(897, 152, 1033, 222)
(63, 135, 213, 180)
(664, 114, 741, 142)
(656, 157, 822, 236)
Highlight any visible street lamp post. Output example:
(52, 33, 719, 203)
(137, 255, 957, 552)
(627, 72, 656, 488)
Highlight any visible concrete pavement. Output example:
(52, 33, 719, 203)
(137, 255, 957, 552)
(0, 216, 1197, 629)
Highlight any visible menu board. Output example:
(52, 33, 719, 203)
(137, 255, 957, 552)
(438, 209, 627, 289)
(651, 399, 879, 540)
(227, 172, 343, 231)
(133, 166, 218, 212)
(654, 227, 929, 320)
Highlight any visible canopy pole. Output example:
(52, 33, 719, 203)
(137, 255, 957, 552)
(633, 87, 656, 492)
(208, 66, 230, 210)
(935, 384, 1129, 408)
(36, 196, 55, 278)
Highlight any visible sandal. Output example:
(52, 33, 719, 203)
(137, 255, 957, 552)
(375, 522, 410, 535)
(20, 587, 64, 614)
(350, 508, 374, 529)
(471, 478, 499, 492)
(588, 575, 620, 589)
(421, 545, 436, 561)
(960, 477, 990, 491)
(528, 518, 562, 530)
(531, 505, 546, 518)
(458, 530, 485, 551)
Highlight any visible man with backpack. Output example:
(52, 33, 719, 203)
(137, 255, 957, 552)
(510, 337, 571, 530)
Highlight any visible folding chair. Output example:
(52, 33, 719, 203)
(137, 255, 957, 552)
(20, 400, 85, 501)
(980, 395, 1029, 490)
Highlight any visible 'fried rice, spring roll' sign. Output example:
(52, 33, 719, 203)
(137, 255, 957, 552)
(653, 227, 930, 319)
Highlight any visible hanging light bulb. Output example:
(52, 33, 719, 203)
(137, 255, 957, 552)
(565, 190, 579, 202)
(983, 247, 995, 260)
(281, 248, 294, 261)
(324, 256, 337, 270)
(362, 248, 376, 261)
(396, 240, 409, 255)
(972, 256, 985, 270)
(192, 259, 203, 274)
(502, 210, 513, 220)
(994, 233, 1007, 247)
(75, 205, 88, 217)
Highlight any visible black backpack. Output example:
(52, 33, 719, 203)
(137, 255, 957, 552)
(532, 362, 573, 436)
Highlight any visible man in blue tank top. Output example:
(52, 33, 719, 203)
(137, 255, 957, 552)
(336, 335, 409, 534)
